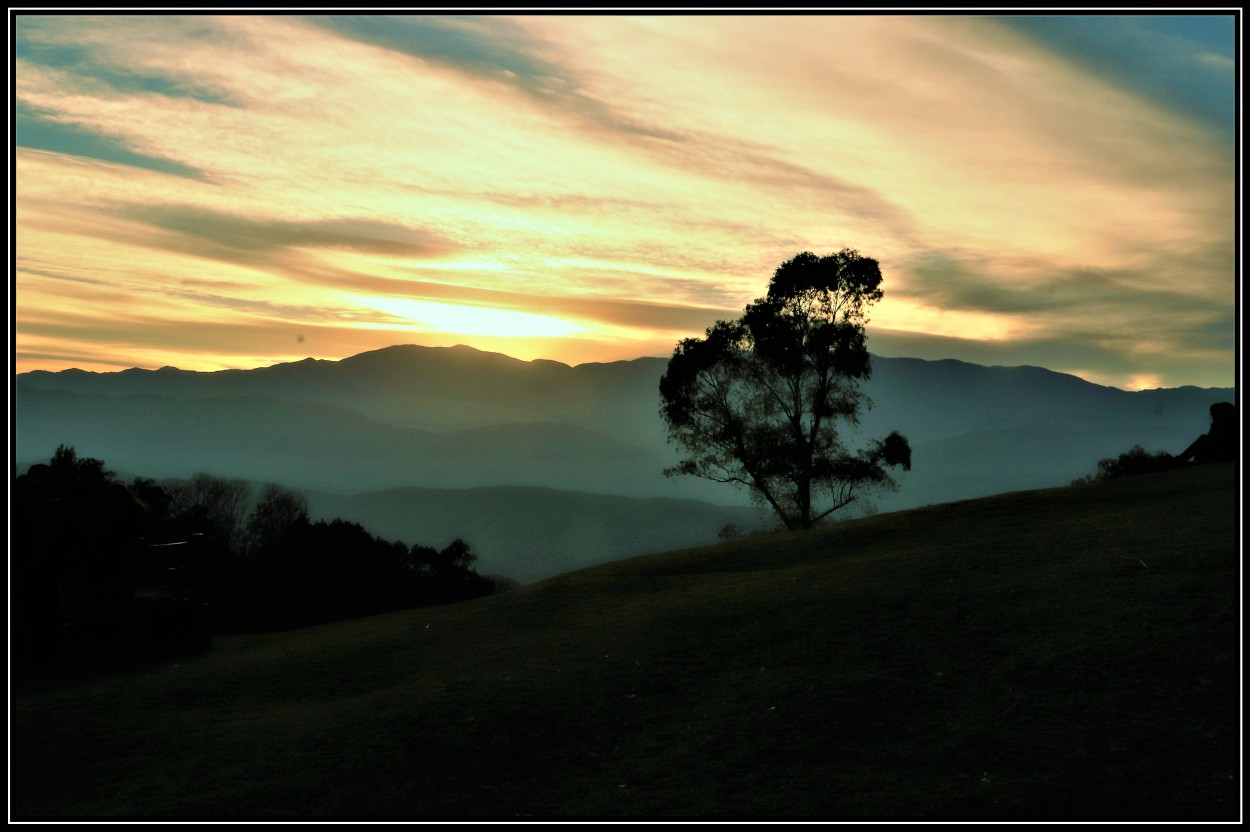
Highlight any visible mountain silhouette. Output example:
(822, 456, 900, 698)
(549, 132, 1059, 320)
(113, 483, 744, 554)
(16, 343, 1234, 579)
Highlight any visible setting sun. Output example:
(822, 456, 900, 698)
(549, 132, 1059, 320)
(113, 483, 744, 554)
(353, 295, 589, 340)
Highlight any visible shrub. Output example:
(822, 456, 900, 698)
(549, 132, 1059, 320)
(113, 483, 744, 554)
(1073, 445, 1176, 485)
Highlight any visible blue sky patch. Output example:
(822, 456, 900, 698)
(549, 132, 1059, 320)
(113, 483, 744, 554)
(16, 102, 206, 179)
(998, 14, 1235, 136)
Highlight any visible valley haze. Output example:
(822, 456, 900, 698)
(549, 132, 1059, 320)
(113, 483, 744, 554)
(16, 343, 1234, 582)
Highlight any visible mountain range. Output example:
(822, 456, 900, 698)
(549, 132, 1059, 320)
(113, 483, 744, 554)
(16, 343, 1234, 580)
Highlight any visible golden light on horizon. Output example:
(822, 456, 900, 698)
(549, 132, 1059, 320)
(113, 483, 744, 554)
(872, 298, 1022, 343)
(12, 14, 1235, 390)
(1127, 375, 1164, 392)
(351, 296, 590, 340)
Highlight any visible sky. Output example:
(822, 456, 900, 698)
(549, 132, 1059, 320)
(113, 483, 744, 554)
(11, 13, 1239, 390)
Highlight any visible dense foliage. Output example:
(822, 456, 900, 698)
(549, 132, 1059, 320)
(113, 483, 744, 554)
(660, 250, 911, 529)
(1072, 445, 1178, 485)
(13, 446, 502, 674)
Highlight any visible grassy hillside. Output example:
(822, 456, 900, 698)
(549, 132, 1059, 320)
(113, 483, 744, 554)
(11, 463, 1239, 819)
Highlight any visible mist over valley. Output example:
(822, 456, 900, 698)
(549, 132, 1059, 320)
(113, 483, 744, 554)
(16, 343, 1233, 581)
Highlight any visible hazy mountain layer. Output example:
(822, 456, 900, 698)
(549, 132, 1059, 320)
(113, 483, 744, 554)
(15, 388, 720, 500)
(303, 485, 767, 584)
(16, 344, 1234, 551)
(17, 345, 670, 446)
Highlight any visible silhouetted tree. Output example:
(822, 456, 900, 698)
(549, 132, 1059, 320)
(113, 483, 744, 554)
(16, 451, 508, 656)
(1072, 445, 1176, 485)
(14, 447, 160, 671)
(129, 477, 174, 541)
(1173, 402, 1237, 464)
(87, 482, 150, 600)
(404, 543, 440, 576)
(12, 450, 108, 672)
(166, 473, 251, 552)
(398, 538, 492, 603)
(432, 538, 478, 577)
(47, 443, 115, 501)
(245, 483, 309, 554)
(660, 250, 911, 530)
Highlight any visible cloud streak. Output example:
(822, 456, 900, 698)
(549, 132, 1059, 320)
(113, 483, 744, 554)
(12, 14, 1237, 390)
(997, 14, 1235, 137)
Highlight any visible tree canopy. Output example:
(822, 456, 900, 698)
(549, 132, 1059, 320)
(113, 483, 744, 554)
(659, 249, 911, 530)
(14, 447, 502, 674)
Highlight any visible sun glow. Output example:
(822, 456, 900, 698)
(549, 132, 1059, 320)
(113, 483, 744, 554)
(1126, 374, 1163, 391)
(352, 295, 589, 339)
(11, 15, 1235, 387)
(872, 297, 1022, 342)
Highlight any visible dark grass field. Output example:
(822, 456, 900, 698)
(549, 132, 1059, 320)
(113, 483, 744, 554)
(10, 462, 1240, 819)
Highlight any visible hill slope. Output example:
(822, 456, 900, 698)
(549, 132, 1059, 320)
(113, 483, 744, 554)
(11, 463, 1239, 819)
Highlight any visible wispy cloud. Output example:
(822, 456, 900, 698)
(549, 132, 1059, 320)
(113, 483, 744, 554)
(308, 14, 689, 143)
(13, 14, 1236, 389)
(997, 14, 1235, 137)
(121, 206, 458, 260)
(16, 101, 208, 178)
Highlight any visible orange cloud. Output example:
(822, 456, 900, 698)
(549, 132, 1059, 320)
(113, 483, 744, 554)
(12, 15, 1235, 388)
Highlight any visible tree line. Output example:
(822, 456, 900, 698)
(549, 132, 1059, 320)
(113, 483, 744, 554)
(13, 445, 507, 675)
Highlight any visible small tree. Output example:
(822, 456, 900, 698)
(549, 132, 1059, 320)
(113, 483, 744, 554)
(659, 250, 911, 530)
(1072, 445, 1176, 484)
(168, 473, 252, 553)
(48, 444, 115, 500)
(245, 483, 309, 554)
(421, 539, 479, 582)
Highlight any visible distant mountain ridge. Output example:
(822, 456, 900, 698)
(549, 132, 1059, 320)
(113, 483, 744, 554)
(16, 342, 1235, 580)
(18, 344, 669, 444)
(18, 342, 1232, 445)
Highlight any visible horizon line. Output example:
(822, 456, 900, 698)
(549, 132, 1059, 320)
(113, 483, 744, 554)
(14, 341, 1237, 393)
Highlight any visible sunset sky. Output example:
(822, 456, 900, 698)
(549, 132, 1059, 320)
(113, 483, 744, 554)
(12, 13, 1238, 390)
